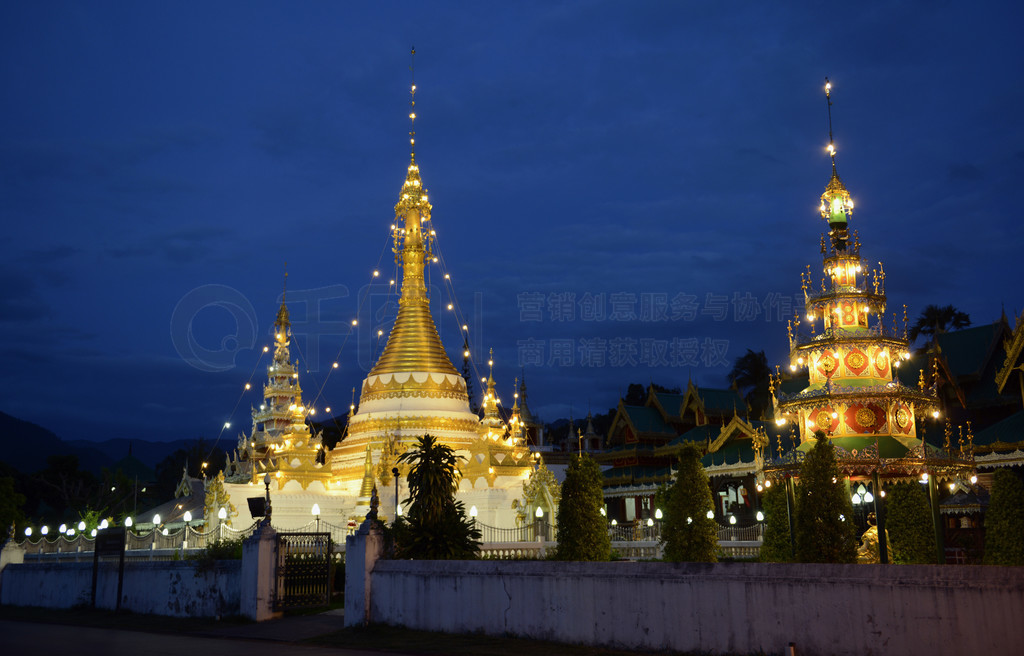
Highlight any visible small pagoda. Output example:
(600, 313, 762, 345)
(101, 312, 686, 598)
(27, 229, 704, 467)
(224, 284, 330, 490)
(761, 80, 975, 497)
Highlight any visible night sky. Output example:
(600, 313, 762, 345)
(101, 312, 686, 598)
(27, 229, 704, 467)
(2, 2, 1022, 446)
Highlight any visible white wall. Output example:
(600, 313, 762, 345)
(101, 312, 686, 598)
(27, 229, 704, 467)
(1, 560, 241, 618)
(366, 560, 1024, 656)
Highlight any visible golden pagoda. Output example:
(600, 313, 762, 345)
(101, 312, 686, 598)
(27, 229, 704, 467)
(329, 74, 484, 489)
(762, 80, 975, 489)
(224, 282, 331, 490)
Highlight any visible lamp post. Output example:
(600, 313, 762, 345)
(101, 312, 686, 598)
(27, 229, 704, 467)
(392, 467, 400, 520)
(183, 511, 192, 550)
(535, 506, 544, 541)
(217, 507, 227, 540)
(263, 473, 273, 525)
(312, 503, 321, 533)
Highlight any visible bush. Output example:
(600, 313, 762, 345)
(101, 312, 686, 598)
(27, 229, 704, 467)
(759, 483, 793, 562)
(555, 454, 610, 561)
(885, 482, 935, 564)
(661, 443, 717, 562)
(984, 469, 1024, 566)
(794, 435, 856, 563)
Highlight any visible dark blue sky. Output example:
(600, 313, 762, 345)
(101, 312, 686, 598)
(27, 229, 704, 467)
(2, 2, 1022, 445)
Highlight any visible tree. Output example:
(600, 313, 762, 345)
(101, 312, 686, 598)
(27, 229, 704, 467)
(794, 435, 857, 563)
(759, 483, 793, 562)
(555, 454, 610, 561)
(729, 349, 773, 420)
(394, 434, 480, 559)
(909, 304, 971, 343)
(984, 469, 1024, 566)
(885, 482, 935, 564)
(0, 476, 26, 537)
(661, 443, 717, 562)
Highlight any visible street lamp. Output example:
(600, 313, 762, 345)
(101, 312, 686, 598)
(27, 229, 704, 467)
(78, 521, 86, 531)
(312, 503, 321, 533)
(218, 507, 227, 540)
(756, 511, 765, 522)
(183, 511, 192, 550)
(41, 526, 48, 536)
(729, 515, 737, 525)
(392, 467, 400, 520)
(706, 510, 714, 520)
(125, 517, 133, 529)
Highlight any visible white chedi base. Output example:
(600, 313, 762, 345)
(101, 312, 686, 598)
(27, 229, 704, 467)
(222, 477, 527, 532)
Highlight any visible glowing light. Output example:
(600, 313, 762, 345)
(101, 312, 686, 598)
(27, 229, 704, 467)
(373, 270, 379, 277)
(245, 383, 251, 390)
(462, 324, 468, 331)
(67, 529, 76, 536)
(59, 524, 67, 533)
(535, 507, 543, 518)
(99, 519, 108, 529)
(78, 521, 86, 531)
(775, 417, 786, 426)
(764, 480, 772, 488)
(162, 528, 168, 535)
(647, 518, 654, 527)
(24, 527, 31, 537)
(432, 257, 438, 263)
(218, 507, 227, 520)
(41, 526, 49, 535)
(970, 475, 978, 484)
(409, 112, 416, 119)
(277, 333, 283, 340)
(932, 410, 940, 418)
(444, 274, 450, 279)
(447, 303, 453, 310)
(706, 510, 714, 520)
(312, 503, 321, 516)
(183, 511, 192, 523)
(864, 492, 874, 503)
(949, 483, 956, 492)
(352, 319, 358, 326)
(125, 517, 133, 527)
(464, 350, 470, 358)
(655, 508, 663, 520)
(325, 407, 331, 413)
(263, 346, 269, 353)
(686, 517, 692, 524)
(91, 529, 98, 537)
(600, 507, 606, 516)
(390, 279, 395, 285)
(469, 505, 478, 518)
(729, 515, 737, 525)
(224, 422, 231, 429)
(756, 511, 764, 522)
(333, 362, 339, 368)
(612, 519, 617, 526)
(920, 473, 929, 483)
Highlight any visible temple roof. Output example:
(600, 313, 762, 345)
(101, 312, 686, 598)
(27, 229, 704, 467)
(936, 322, 1005, 380)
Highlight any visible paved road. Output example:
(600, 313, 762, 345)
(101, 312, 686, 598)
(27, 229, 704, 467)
(0, 619, 410, 656)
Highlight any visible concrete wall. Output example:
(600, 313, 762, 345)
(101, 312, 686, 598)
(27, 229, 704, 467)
(1, 560, 241, 618)
(367, 560, 1024, 656)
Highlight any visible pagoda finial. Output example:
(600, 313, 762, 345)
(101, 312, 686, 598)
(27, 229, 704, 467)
(819, 78, 853, 252)
(276, 265, 290, 332)
(409, 46, 417, 165)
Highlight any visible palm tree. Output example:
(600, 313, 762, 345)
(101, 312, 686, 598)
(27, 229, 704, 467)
(395, 434, 480, 559)
(909, 305, 971, 343)
(728, 349, 772, 420)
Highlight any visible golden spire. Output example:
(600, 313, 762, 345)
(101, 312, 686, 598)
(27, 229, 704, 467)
(483, 348, 500, 421)
(359, 443, 375, 498)
(819, 78, 853, 252)
(275, 265, 290, 332)
(370, 51, 459, 378)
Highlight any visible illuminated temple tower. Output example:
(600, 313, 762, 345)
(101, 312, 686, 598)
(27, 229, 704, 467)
(763, 81, 974, 509)
(330, 76, 531, 522)
(224, 287, 331, 491)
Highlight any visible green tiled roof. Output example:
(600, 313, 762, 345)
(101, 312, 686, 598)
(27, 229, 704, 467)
(624, 405, 675, 434)
(974, 410, 1024, 447)
(699, 388, 746, 413)
(702, 441, 756, 467)
(936, 323, 1001, 379)
(665, 424, 717, 447)
(653, 391, 685, 414)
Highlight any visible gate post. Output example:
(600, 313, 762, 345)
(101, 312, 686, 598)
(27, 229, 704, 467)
(345, 515, 383, 627)
(240, 523, 282, 622)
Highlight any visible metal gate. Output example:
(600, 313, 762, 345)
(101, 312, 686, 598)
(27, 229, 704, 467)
(275, 532, 332, 610)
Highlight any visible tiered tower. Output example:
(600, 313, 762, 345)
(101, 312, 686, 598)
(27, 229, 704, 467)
(224, 286, 330, 490)
(765, 80, 974, 486)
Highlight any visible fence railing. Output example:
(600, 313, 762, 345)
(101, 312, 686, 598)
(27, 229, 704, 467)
(15, 519, 760, 561)
(15, 520, 356, 559)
